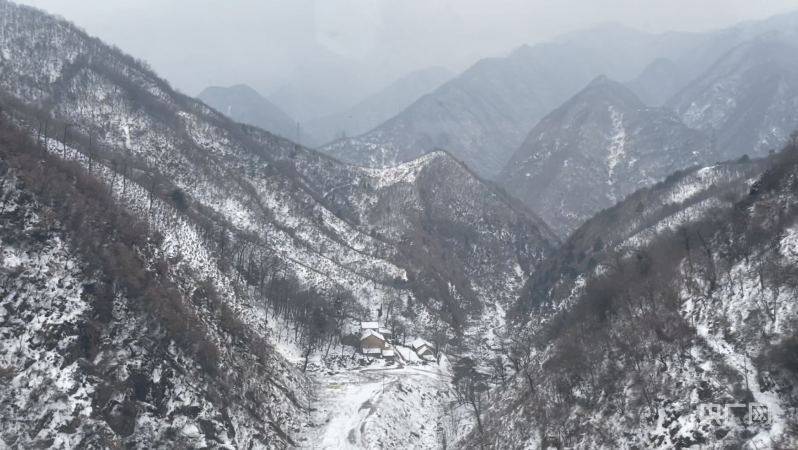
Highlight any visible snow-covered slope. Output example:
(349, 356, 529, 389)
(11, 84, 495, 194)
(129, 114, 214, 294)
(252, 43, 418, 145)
(515, 155, 767, 317)
(473, 144, 798, 448)
(0, 129, 308, 447)
(499, 76, 712, 236)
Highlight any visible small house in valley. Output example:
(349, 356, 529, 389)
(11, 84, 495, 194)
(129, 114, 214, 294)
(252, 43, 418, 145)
(360, 328, 387, 356)
(359, 321, 436, 363)
(411, 338, 435, 361)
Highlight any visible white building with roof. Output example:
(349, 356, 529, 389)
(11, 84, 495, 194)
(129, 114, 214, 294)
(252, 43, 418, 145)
(360, 328, 387, 355)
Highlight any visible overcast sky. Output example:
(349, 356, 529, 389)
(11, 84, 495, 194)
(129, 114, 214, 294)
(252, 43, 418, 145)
(16, 0, 798, 98)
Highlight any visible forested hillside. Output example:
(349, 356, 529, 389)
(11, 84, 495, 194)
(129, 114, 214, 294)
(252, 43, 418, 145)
(0, 120, 307, 447)
(472, 141, 798, 448)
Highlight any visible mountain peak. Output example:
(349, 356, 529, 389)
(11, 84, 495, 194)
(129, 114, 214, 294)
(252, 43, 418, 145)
(567, 75, 644, 111)
(499, 74, 709, 235)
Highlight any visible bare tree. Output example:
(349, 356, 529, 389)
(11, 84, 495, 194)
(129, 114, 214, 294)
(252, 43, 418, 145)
(453, 359, 488, 445)
(491, 355, 508, 388)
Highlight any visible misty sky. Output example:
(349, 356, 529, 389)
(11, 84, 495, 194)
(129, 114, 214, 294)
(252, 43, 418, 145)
(16, 0, 798, 104)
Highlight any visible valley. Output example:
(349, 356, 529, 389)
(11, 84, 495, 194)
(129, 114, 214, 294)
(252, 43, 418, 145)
(298, 361, 456, 449)
(2, 1, 798, 448)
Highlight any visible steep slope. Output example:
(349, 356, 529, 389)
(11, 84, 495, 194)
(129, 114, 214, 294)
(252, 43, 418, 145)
(0, 123, 308, 448)
(470, 144, 798, 448)
(515, 155, 767, 317)
(668, 40, 798, 159)
(0, 3, 558, 445)
(499, 76, 712, 236)
(305, 66, 453, 146)
(197, 84, 311, 146)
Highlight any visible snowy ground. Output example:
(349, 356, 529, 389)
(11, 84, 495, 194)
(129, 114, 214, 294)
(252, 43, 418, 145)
(296, 356, 462, 449)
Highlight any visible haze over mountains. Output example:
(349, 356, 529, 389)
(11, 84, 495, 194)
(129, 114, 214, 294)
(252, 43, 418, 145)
(199, 66, 454, 149)
(304, 66, 453, 146)
(314, 11, 798, 236)
(499, 76, 712, 235)
(501, 29, 798, 235)
(668, 39, 798, 159)
(2, 0, 798, 448)
(198, 84, 306, 146)
(319, 15, 793, 179)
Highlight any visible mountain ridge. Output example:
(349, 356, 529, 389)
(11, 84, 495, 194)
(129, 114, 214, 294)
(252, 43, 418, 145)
(498, 75, 712, 236)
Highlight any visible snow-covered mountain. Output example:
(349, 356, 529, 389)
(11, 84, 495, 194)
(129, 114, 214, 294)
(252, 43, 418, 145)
(197, 84, 312, 146)
(305, 66, 453, 147)
(668, 39, 798, 160)
(499, 76, 712, 236)
(4, 1, 798, 448)
(474, 145, 798, 448)
(0, 1, 556, 446)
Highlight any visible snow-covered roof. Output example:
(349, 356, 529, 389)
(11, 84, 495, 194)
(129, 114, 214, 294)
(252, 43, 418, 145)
(411, 338, 434, 351)
(361, 329, 386, 342)
(381, 349, 395, 357)
(361, 321, 379, 330)
(363, 348, 382, 355)
(379, 327, 392, 335)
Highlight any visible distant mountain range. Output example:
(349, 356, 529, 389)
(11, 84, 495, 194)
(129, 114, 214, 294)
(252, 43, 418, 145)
(627, 57, 689, 106)
(320, 11, 798, 184)
(500, 35, 798, 235)
(321, 41, 631, 177)
(199, 67, 453, 149)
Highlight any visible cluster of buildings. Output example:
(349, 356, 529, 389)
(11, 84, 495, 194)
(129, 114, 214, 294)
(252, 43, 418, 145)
(359, 321, 436, 362)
